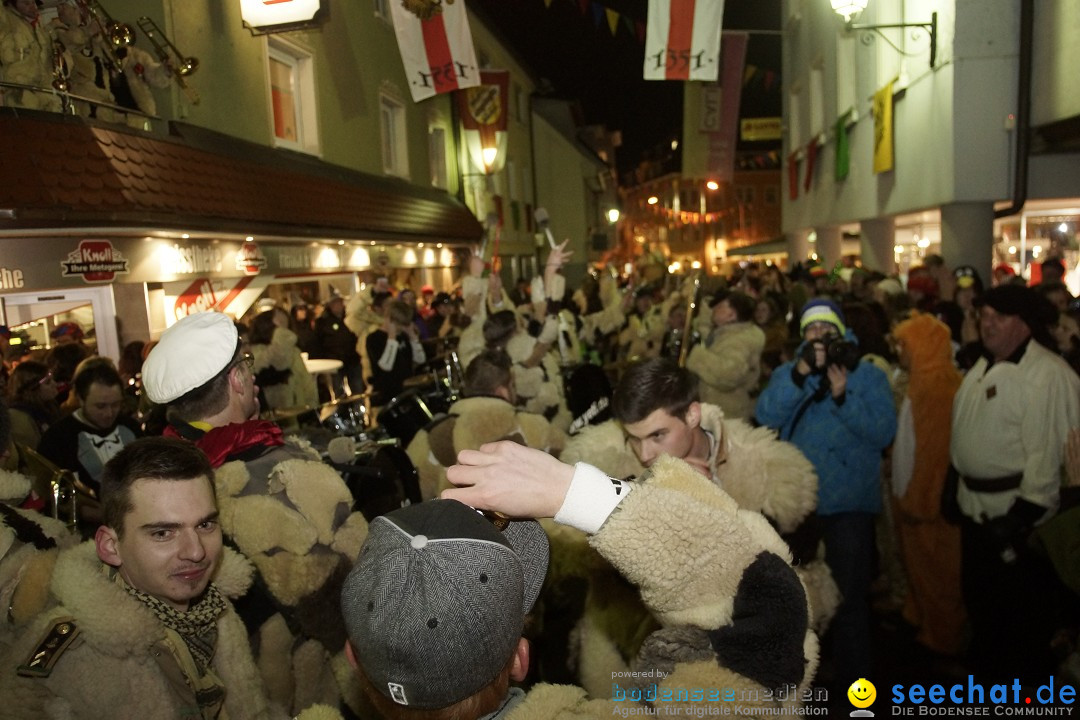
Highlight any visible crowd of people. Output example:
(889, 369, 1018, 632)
(1, 247, 1079, 719)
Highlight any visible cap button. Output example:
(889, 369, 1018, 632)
(410, 534, 428, 550)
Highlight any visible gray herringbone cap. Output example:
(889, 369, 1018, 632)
(341, 499, 549, 709)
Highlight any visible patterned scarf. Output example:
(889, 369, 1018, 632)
(121, 576, 227, 675)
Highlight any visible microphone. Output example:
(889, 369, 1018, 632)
(534, 207, 557, 249)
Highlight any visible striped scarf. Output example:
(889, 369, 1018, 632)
(123, 579, 227, 675)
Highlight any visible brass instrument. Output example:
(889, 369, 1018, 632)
(136, 15, 200, 105)
(677, 274, 702, 367)
(51, 40, 69, 93)
(83, 0, 135, 48)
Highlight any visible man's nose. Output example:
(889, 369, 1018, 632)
(178, 530, 207, 562)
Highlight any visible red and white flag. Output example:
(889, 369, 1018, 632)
(643, 0, 726, 82)
(390, 1, 480, 103)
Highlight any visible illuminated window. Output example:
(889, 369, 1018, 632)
(381, 92, 410, 178)
(268, 39, 319, 155)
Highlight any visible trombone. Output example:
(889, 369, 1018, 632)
(82, 0, 135, 48)
(136, 16, 200, 105)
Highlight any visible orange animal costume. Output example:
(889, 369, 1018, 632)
(892, 312, 966, 655)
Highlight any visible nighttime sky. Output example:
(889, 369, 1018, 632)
(468, 0, 783, 178)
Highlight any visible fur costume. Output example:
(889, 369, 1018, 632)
(406, 395, 566, 500)
(490, 457, 818, 718)
(204, 435, 368, 716)
(686, 321, 766, 420)
(1, 470, 80, 651)
(891, 313, 965, 655)
(0, 5, 59, 111)
(557, 411, 834, 695)
(0, 542, 279, 720)
(251, 326, 318, 413)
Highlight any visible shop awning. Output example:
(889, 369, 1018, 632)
(726, 237, 789, 257)
(0, 108, 483, 243)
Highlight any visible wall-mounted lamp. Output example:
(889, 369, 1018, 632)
(607, 208, 621, 224)
(833, 1, 937, 69)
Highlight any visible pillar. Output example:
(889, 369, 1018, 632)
(860, 217, 896, 273)
(815, 225, 843, 270)
(940, 202, 995, 284)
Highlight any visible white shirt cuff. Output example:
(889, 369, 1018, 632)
(553, 462, 632, 534)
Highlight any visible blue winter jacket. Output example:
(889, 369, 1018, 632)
(755, 334, 896, 515)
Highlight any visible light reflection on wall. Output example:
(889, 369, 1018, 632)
(349, 247, 371, 267)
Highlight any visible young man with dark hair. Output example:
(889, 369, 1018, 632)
(141, 310, 369, 716)
(0, 437, 281, 719)
(367, 300, 426, 407)
(37, 357, 140, 498)
(341, 440, 818, 719)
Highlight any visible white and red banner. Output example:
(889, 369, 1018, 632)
(390, 0, 481, 103)
(704, 31, 747, 182)
(457, 70, 510, 174)
(643, 0, 726, 82)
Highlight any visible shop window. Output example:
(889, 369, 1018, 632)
(268, 39, 319, 155)
(381, 93, 410, 178)
(429, 126, 448, 189)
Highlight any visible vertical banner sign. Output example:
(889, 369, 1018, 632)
(457, 70, 510, 174)
(643, 0, 726, 81)
(390, 0, 480, 103)
(704, 31, 748, 182)
(873, 81, 894, 174)
(835, 110, 852, 181)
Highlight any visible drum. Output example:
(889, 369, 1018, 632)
(337, 444, 422, 521)
(376, 387, 440, 445)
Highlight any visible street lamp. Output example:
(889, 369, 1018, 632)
(832, 0, 938, 69)
(607, 208, 620, 224)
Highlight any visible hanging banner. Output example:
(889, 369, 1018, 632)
(390, 0, 480, 103)
(643, 0, 726, 81)
(457, 70, 510, 174)
(873, 81, 894, 174)
(835, 110, 852, 181)
(704, 32, 748, 183)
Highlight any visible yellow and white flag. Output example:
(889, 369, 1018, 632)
(873, 80, 894, 174)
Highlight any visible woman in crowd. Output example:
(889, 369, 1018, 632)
(5, 359, 60, 452)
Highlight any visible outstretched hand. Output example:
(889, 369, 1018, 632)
(443, 441, 575, 519)
(545, 239, 573, 271)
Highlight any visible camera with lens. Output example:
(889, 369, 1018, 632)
(799, 338, 860, 374)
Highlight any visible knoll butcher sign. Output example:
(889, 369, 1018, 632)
(60, 240, 130, 283)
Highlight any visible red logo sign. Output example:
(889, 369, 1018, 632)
(235, 243, 268, 277)
(60, 240, 130, 283)
(173, 279, 219, 321)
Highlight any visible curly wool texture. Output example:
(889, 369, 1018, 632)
(591, 456, 788, 629)
(795, 559, 841, 634)
(255, 613, 296, 709)
(560, 420, 645, 480)
(295, 704, 345, 720)
(0, 468, 31, 503)
(211, 546, 256, 600)
(293, 638, 339, 713)
(330, 511, 368, 562)
(703, 406, 818, 534)
(251, 548, 341, 608)
(6, 546, 59, 626)
(274, 458, 353, 546)
(227, 494, 319, 557)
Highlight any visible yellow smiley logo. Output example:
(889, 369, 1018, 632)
(847, 678, 877, 709)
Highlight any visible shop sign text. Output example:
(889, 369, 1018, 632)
(160, 243, 224, 277)
(173, 278, 219, 321)
(0, 265, 25, 290)
(61, 240, 129, 283)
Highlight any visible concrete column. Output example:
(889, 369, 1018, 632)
(860, 217, 896, 273)
(815, 225, 843, 269)
(786, 228, 811, 267)
(940, 202, 995, 283)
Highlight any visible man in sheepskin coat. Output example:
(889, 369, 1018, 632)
(558, 359, 835, 694)
(341, 441, 819, 719)
(685, 289, 766, 421)
(141, 312, 369, 716)
(0, 437, 297, 719)
(406, 349, 566, 501)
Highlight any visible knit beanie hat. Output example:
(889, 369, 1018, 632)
(799, 298, 846, 336)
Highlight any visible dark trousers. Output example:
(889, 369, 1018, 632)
(961, 517, 1058, 683)
(821, 511, 876, 685)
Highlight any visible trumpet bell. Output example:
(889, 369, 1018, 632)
(178, 56, 198, 76)
(52, 78, 69, 92)
(110, 22, 135, 47)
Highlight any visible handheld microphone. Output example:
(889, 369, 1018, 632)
(534, 207, 557, 249)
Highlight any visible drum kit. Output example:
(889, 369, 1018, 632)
(259, 347, 465, 520)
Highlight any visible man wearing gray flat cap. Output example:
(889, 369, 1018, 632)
(142, 310, 369, 716)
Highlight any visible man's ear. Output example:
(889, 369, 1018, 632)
(95, 525, 122, 568)
(226, 365, 245, 395)
(685, 401, 701, 429)
(510, 637, 530, 683)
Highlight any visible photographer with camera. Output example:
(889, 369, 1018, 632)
(756, 298, 896, 698)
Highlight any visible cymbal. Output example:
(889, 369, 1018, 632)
(403, 373, 435, 388)
(318, 393, 371, 422)
(263, 406, 317, 421)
